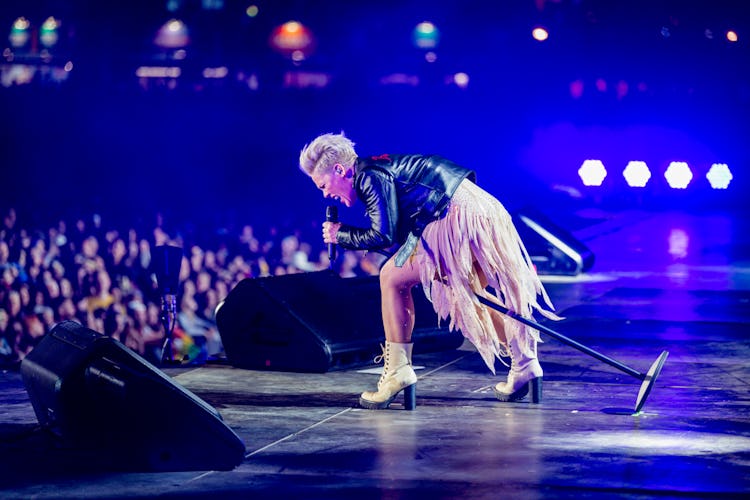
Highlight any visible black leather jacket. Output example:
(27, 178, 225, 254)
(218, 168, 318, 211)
(336, 154, 476, 266)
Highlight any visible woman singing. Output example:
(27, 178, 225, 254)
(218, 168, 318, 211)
(299, 132, 559, 410)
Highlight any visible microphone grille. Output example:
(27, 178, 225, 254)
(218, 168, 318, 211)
(326, 205, 338, 221)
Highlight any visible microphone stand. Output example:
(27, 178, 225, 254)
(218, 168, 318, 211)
(153, 244, 184, 366)
(160, 293, 178, 364)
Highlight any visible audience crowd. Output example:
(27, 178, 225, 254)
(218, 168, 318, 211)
(0, 207, 384, 370)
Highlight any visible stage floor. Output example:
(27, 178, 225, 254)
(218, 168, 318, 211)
(1, 209, 749, 498)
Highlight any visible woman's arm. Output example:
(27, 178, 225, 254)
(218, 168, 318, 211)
(336, 170, 398, 250)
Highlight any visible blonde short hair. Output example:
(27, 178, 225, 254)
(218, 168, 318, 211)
(299, 132, 357, 177)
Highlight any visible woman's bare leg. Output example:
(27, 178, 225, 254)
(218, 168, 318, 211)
(474, 264, 543, 403)
(474, 263, 508, 346)
(359, 255, 423, 410)
(379, 255, 422, 343)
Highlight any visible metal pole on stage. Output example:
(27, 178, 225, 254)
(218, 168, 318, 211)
(153, 245, 184, 365)
(475, 294, 669, 413)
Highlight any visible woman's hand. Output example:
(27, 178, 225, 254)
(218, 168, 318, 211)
(322, 221, 341, 244)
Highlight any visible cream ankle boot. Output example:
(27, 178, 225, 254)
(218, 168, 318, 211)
(493, 333, 543, 403)
(360, 341, 417, 410)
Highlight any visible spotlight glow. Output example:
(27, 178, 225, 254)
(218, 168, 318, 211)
(136, 66, 181, 78)
(453, 72, 469, 88)
(664, 162, 693, 189)
(578, 160, 607, 187)
(154, 19, 189, 48)
(270, 20, 315, 58)
(726, 30, 738, 42)
(9, 17, 30, 48)
(569, 80, 584, 99)
(623, 161, 651, 187)
(539, 431, 750, 455)
(413, 21, 439, 49)
(13, 17, 30, 30)
(39, 17, 60, 47)
(706, 163, 733, 189)
(532, 27, 549, 42)
(202, 66, 228, 79)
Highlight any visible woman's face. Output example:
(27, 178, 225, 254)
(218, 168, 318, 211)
(312, 164, 356, 207)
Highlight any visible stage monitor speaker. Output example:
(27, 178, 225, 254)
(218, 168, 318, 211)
(216, 270, 463, 373)
(20, 321, 246, 472)
(513, 207, 595, 276)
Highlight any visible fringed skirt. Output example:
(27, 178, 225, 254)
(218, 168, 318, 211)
(414, 179, 560, 374)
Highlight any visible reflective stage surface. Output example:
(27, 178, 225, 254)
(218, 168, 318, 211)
(1, 210, 748, 498)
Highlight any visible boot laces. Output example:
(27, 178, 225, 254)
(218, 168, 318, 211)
(374, 343, 389, 388)
(373, 343, 387, 365)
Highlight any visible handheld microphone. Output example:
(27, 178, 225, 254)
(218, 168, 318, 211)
(326, 205, 338, 269)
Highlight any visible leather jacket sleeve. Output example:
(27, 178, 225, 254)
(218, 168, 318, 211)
(336, 169, 398, 250)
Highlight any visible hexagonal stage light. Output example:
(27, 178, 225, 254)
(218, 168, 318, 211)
(623, 161, 651, 187)
(664, 161, 693, 189)
(578, 159, 607, 186)
(706, 163, 733, 189)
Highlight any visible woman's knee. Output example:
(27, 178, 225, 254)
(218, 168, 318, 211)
(379, 263, 400, 291)
(380, 259, 420, 291)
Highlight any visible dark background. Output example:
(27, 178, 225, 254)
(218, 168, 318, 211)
(1, 0, 748, 237)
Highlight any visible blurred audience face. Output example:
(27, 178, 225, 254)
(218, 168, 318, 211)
(196, 271, 212, 293)
(2, 267, 15, 288)
(0, 309, 8, 331)
(0, 241, 9, 264)
(58, 298, 76, 320)
(7, 290, 21, 317)
(59, 278, 73, 298)
(112, 238, 127, 262)
(190, 246, 204, 273)
(82, 236, 99, 258)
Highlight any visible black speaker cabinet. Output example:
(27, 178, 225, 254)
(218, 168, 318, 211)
(514, 208, 595, 276)
(20, 321, 246, 472)
(216, 270, 463, 373)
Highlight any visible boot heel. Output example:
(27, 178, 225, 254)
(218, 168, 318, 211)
(404, 384, 417, 410)
(529, 377, 542, 403)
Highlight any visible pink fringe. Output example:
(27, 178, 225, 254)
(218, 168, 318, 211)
(414, 180, 560, 374)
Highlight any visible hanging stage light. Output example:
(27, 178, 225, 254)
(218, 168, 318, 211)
(269, 21, 315, 60)
(413, 21, 439, 49)
(39, 16, 60, 48)
(9, 17, 30, 48)
(154, 19, 190, 49)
